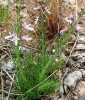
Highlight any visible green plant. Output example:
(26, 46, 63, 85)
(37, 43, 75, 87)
(13, 1, 77, 100)
(5, 0, 80, 100)
(0, 4, 9, 22)
(14, 8, 62, 99)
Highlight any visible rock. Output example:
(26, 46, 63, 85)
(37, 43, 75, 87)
(72, 52, 85, 62)
(64, 84, 68, 94)
(78, 36, 85, 44)
(63, 0, 75, 4)
(69, 0, 75, 4)
(80, 69, 85, 76)
(71, 53, 82, 60)
(59, 85, 64, 94)
(2, 60, 14, 71)
(78, 57, 85, 63)
(58, 98, 64, 100)
(76, 44, 85, 50)
(5, 80, 10, 86)
(81, 57, 85, 63)
(81, 53, 85, 57)
(74, 81, 85, 100)
(53, 96, 59, 100)
(64, 71, 82, 89)
(3, 96, 8, 100)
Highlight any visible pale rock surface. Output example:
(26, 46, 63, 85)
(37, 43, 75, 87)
(78, 57, 85, 63)
(81, 52, 85, 57)
(76, 44, 85, 50)
(64, 71, 82, 89)
(74, 81, 85, 100)
(2, 60, 14, 71)
(78, 36, 85, 44)
(80, 69, 85, 76)
(58, 98, 64, 100)
(69, 0, 75, 4)
(3, 96, 8, 100)
(63, 0, 75, 4)
(53, 96, 59, 100)
(81, 57, 85, 63)
(59, 85, 64, 94)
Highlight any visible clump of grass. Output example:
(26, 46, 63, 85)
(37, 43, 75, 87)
(14, 8, 76, 100)
(14, 9, 62, 100)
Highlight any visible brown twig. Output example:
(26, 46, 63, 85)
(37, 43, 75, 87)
(61, 33, 79, 81)
(76, 0, 78, 20)
(2, 68, 14, 81)
(8, 73, 15, 100)
(1, 69, 4, 99)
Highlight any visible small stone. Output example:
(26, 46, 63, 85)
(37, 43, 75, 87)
(2, 60, 14, 71)
(64, 84, 68, 94)
(76, 44, 85, 50)
(64, 71, 82, 89)
(58, 98, 64, 100)
(78, 36, 85, 44)
(81, 53, 85, 57)
(80, 69, 85, 76)
(5, 80, 10, 86)
(3, 96, 8, 100)
(53, 96, 59, 100)
(81, 57, 85, 63)
(59, 85, 64, 94)
(71, 53, 82, 60)
(75, 81, 85, 98)
(72, 52, 85, 60)
(69, 0, 75, 4)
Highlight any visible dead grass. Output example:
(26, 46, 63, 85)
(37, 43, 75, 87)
(46, 0, 65, 39)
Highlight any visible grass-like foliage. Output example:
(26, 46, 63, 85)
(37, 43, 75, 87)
(16, 51, 61, 100)
(14, 5, 76, 99)
(13, 0, 78, 100)
(15, 10, 62, 100)
(0, 4, 9, 23)
(12, 0, 79, 100)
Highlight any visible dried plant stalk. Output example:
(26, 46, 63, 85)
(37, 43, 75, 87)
(75, 0, 78, 20)
(46, 0, 65, 39)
